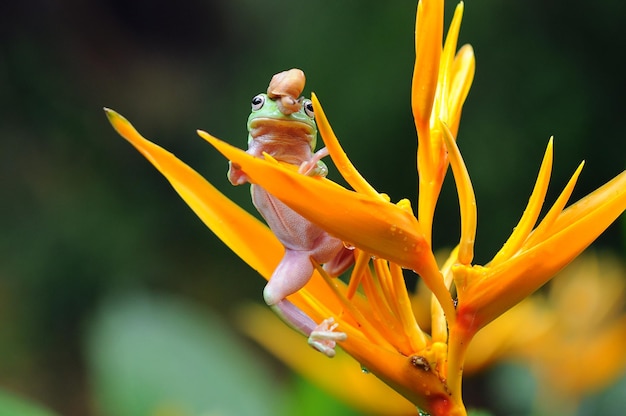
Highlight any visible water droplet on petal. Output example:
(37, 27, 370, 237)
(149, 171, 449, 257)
(361, 365, 370, 374)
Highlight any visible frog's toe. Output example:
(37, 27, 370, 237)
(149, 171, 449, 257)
(308, 338, 337, 358)
(307, 317, 347, 357)
(298, 160, 316, 175)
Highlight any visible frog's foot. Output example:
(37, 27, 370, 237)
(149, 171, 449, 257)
(308, 317, 347, 358)
(227, 162, 249, 185)
(298, 147, 330, 177)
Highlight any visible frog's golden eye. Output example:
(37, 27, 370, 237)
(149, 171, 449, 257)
(302, 99, 314, 119)
(251, 94, 265, 111)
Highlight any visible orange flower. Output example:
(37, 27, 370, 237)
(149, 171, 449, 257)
(105, 0, 626, 414)
(465, 252, 626, 414)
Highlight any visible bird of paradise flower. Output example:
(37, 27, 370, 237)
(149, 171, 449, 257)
(104, 0, 626, 415)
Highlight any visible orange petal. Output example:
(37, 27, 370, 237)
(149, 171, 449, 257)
(435, 1, 465, 127)
(489, 139, 553, 267)
(412, 0, 444, 138)
(441, 122, 476, 265)
(311, 93, 383, 200)
(447, 44, 475, 136)
(104, 108, 283, 279)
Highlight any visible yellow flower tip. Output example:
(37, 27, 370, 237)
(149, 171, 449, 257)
(379, 193, 392, 203)
(104, 107, 163, 166)
(104, 107, 129, 136)
(397, 198, 413, 213)
(105, 108, 148, 152)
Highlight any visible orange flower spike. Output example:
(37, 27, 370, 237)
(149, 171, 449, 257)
(457, 168, 626, 334)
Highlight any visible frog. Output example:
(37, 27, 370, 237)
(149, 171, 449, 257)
(228, 69, 354, 357)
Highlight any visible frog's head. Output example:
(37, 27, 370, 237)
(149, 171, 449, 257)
(247, 93, 318, 150)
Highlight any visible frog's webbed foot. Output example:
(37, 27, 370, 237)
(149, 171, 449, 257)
(308, 317, 347, 358)
(228, 161, 249, 185)
(268, 298, 346, 358)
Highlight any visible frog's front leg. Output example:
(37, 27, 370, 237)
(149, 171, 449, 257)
(263, 248, 347, 357)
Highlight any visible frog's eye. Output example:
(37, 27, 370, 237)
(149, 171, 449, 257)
(251, 94, 265, 111)
(302, 99, 314, 119)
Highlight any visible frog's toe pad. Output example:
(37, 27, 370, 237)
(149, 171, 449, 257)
(298, 160, 318, 176)
(308, 317, 347, 358)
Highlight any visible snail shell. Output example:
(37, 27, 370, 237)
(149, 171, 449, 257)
(267, 68, 306, 115)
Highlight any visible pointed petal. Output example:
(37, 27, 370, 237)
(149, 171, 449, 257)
(441, 122, 476, 265)
(440, 2, 464, 82)
(447, 44, 475, 136)
(311, 93, 382, 200)
(104, 108, 284, 278)
(435, 1, 465, 126)
(489, 139, 553, 267)
(525, 165, 624, 248)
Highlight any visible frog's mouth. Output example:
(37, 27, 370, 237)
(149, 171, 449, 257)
(249, 117, 315, 139)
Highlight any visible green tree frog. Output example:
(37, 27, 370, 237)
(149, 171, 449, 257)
(228, 69, 354, 357)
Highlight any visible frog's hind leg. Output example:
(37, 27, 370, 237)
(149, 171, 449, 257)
(263, 249, 315, 307)
(263, 248, 346, 357)
(323, 246, 355, 277)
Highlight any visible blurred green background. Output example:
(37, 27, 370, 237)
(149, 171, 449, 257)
(1, 0, 625, 415)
